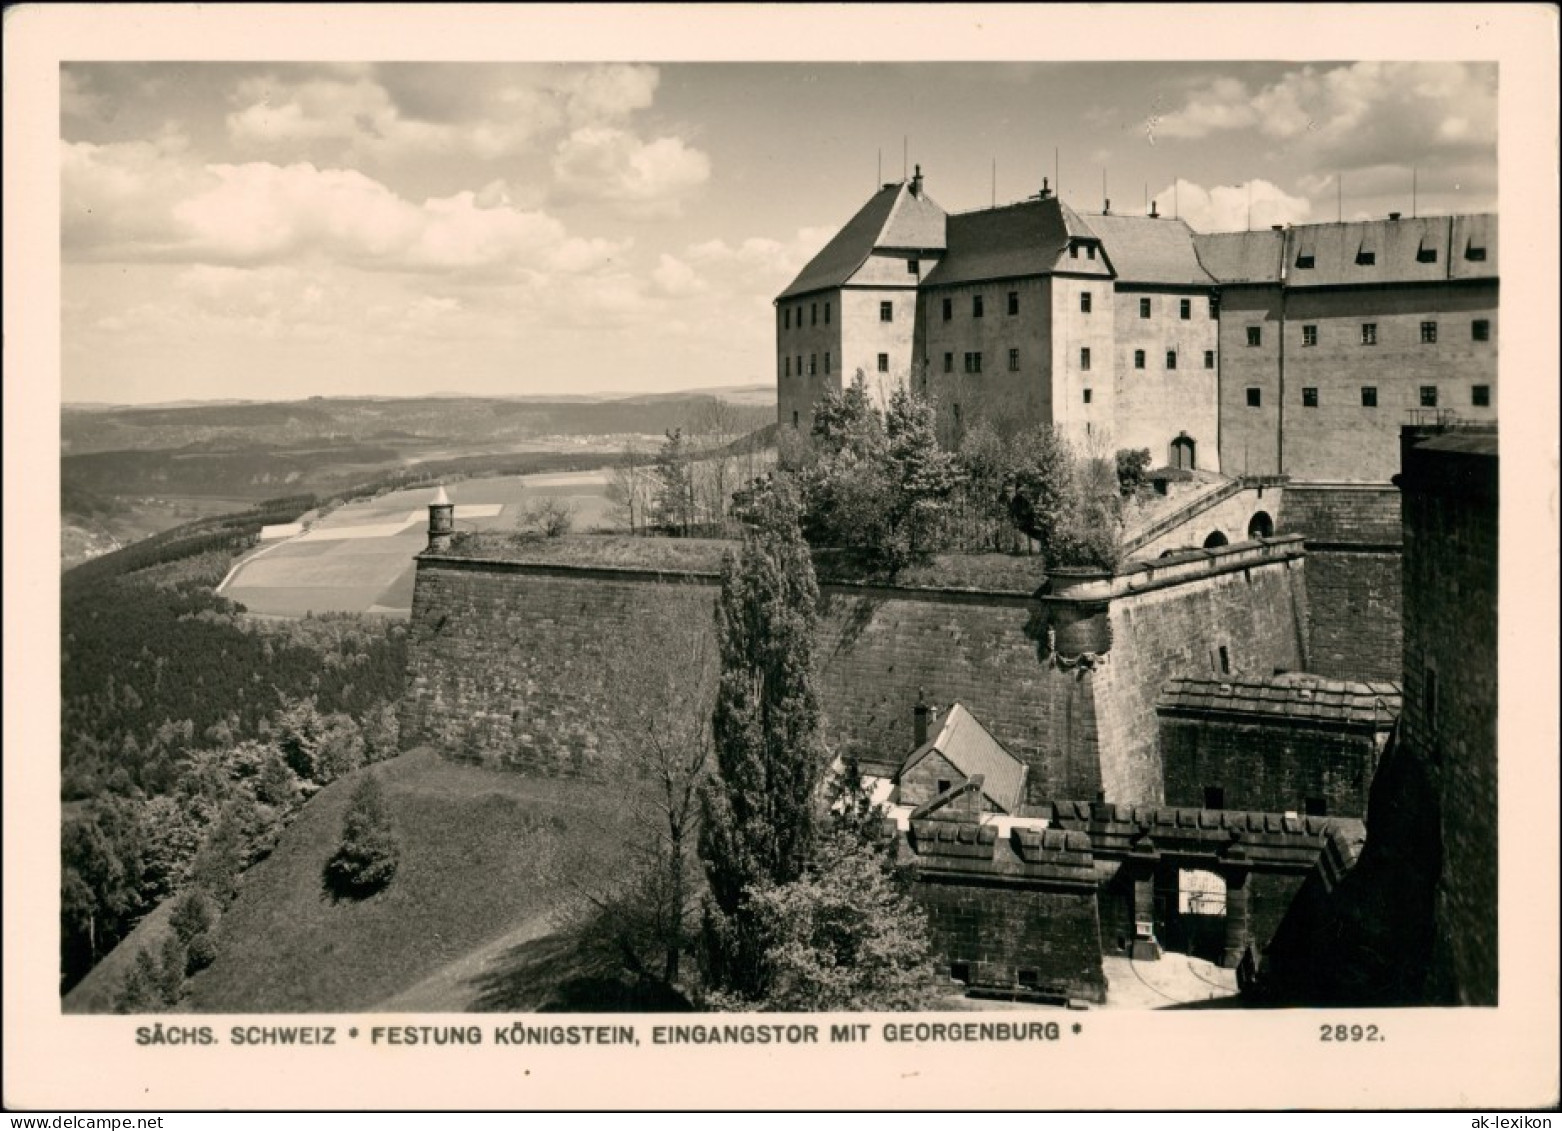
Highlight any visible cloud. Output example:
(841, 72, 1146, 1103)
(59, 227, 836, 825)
(561, 64, 660, 125)
(652, 254, 707, 297)
(1154, 178, 1312, 233)
(551, 127, 711, 218)
(64, 139, 631, 276)
(1151, 63, 1496, 170)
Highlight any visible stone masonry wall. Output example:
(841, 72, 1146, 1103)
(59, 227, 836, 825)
(1160, 716, 1386, 818)
(1088, 553, 1309, 804)
(914, 876, 1106, 1001)
(1279, 485, 1402, 681)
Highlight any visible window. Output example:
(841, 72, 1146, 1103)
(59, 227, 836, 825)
(1080, 292, 1091, 313)
(1420, 321, 1438, 344)
(953, 403, 962, 425)
(1218, 646, 1231, 675)
(1008, 291, 1020, 316)
(1134, 350, 1146, 370)
(964, 352, 983, 374)
(1419, 385, 1438, 407)
(941, 297, 952, 321)
(1017, 968, 1040, 988)
(1361, 323, 1377, 345)
(1465, 244, 1487, 262)
(1180, 298, 1191, 320)
(783, 357, 790, 377)
(950, 962, 971, 984)
(1472, 319, 1490, 341)
(808, 354, 816, 376)
(1204, 786, 1225, 810)
(943, 352, 953, 373)
(1082, 388, 1093, 404)
(1355, 249, 1376, 266)
(1246, 326, 1262, 347)
(973, 295, 984, 318)
(1472, 385, 1491, 407)
(1080, 347, 1091, 371)
(792, 410, 799, 428)
(1008, 348, 1020, 372)
(1204, 349, 1216, 369)
(1069, 242, 1079, 259)
(1416, 245, 1438, 264)
(1361, 386, 1378, 407)
(936, 779, 951, 795)
(824, 352, 831, 375)
(796, 355, 803, 376)
(1302, 324, 1318, 347)
(907, 257, 919, 274)
(1246, 387, 1262, 408)
(1295, 253, 1315, 269)
(1165, 350, 1177, 370)
(880, 301, 893, 323)
(824, 301, 831, 324)
(811, 303, 817, 326)
(877, 353, 890, 373)
(1209, 296, 1219, 319)
(1086, 244, 1096, 260)
(1302, 387, 1319, 407)
(1305, 797, 1329, 817)
(1140, 297, 1152, 319)
(783, 309, 790, 330)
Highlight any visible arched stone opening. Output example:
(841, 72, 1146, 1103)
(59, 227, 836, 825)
(1203, 530, 1229, 549)
(1247, 511, 1275, 539)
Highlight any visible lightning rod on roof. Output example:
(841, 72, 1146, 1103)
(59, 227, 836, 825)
(992, 158, 996, 208)
(903, 136, 908, 180)
(1054, 147, 1060, 198)
(1413, 166, 1418, 218)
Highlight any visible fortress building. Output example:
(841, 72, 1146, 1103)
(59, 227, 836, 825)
(776, 171, 1497, 485)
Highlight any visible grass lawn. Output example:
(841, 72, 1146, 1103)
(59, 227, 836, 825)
(183, 748, 631, 1013)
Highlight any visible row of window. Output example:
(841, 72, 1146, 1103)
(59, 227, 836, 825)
(1245, 319, 1492, 347)
(928, 346, 1215, 374)
(1136, 296, 1216, 320)
(1292, 242, 1486, 270)
(781, 301, 832, 330)
(782, 353, 833, 377)
(1243, 384, 1491, 408)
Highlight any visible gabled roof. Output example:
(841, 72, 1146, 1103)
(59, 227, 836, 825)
(898, 702, 1027, 813)
(1193, 230, 1286, 284)
(1082, 213, 1214, 286)
(777, 180, 946, 300)
(920, 198, 1074, 287)
(1158, 673, 1402, 727)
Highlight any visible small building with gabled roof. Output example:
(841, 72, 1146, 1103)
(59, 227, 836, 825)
(895, 701, 1028, 815)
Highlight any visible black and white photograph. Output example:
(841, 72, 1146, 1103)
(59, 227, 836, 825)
(6, 3, 1558, 1113)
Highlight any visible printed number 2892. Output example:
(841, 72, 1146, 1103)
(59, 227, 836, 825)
(1320, 1024, 1382, 1042)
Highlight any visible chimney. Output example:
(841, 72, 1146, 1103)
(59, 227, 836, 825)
(1149, 199, 1159, 219)
(1271, 224, 1284, 231)
(1388, 211, 1402, 221)
(913, 688, 930, 747)
(1103, 198, 1111, 215)
(427, 485, 455, 551)
(910, 164, 923, 198)
(1038, 177, 1052, 201)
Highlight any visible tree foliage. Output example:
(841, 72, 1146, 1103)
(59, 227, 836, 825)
(323, 773, 400, 899)
(698, 476, 826, 998)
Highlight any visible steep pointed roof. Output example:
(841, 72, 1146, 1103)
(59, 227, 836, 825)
(777, 180, 947, 300)
(898, 702, 1027, 814)
(921, 197, 1075, 287)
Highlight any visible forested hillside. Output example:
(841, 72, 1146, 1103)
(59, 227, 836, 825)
(59, 497, 409, 995)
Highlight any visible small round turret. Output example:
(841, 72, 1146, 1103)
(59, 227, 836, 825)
(428, 485, 455, 551)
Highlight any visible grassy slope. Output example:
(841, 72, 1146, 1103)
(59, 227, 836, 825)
(61, 901, 179, 1014)
(183, 748, 623, 1013)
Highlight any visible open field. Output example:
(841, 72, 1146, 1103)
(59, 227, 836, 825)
(221, 469, 617, 618)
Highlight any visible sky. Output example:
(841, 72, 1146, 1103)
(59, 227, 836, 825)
(60, 60, 1498, 405)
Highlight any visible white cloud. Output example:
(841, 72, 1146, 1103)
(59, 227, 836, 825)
(551, 127, 711, 218)
(1154, 178, 1312, 233)
(1152, 63, 1496, 170)
(561, 64, 660, 125)
(652, 253, 706, 297)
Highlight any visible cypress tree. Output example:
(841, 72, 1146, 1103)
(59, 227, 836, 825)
(697, 477, 825, 998)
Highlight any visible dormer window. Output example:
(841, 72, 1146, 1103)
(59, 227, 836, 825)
(1069, 242, 1080, 259)
(1416, 243, 1438, 264)
(1355, 249, 1376, 266)
(1086, 244, 1097, 261)
(1294, 254, 1315, 269)
(1465, 242, 1487, 262)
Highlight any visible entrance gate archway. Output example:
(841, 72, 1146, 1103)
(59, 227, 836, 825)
(1170, 434, 1197, 470)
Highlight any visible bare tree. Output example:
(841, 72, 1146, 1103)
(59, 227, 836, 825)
(606, 439, 654, 535)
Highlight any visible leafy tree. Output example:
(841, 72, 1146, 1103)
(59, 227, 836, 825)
(1008, 425, 1077, 561)
(738, 830, 938, 1012)
(883, 386, 963, 563)
(516, 496, 576, 539)
(169, 888, 217, 947)
(324, 773, 400, 899)
(698, 477, 826, 998)
(1115, 447, 1153, 498)
(113, 946, 165, 1013)
(953, 420, 1016, 551)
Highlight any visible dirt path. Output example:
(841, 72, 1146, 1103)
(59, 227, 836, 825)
(367, 910, 562, 1013)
